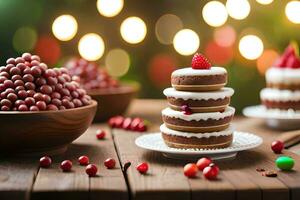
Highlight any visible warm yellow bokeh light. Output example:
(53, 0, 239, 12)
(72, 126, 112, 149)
(97, 0, 123, 17)
(52, 15, 78, 41)
(105, 48, 130, 77)
(285, 1, 300, 24)
(78, 33, 105, 61)
(239, 35, 264, 60)
(256, 0, 273, 5)
(120, 17, 147, 44)
(202, 1, 228, 27)
(226, 0, 250, 20)
(173, 29, 200, 56)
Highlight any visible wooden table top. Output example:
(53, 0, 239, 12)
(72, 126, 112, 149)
(1, 99, 300, 200)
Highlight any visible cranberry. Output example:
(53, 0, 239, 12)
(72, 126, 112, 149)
(183, 163, 198, 178)
(39, 156, 52, 168)
(203, 163, 219, 180)
(271, 140, 284, 154)
(136, 162, 149, 174)
(181, 105, 192, 115)
(137, 122, 147, 132)
(104, 158, 116, 169)
(78, 155, 89, 166)
(130, 118, 142, 131)
(122, 118, 132, 130)
(85, 164, 98, 177)
(96, 129, 106, 139)
(60, 160, 72, 172)
(196, 157, 212, 171)
(18, 104, 28, 111)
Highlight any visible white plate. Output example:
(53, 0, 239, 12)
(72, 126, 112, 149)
(243, 105, 300, 130)
(135, 132, 263, 160)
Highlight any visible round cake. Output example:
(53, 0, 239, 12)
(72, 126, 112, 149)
(162, 106, 235, 133)
(171, 67, 227, 91)
(163, 87, 234, 113)
(266, 67, 300, 90)
(160, 124, 233, 149)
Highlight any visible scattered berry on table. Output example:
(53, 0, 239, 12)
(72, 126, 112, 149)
(196, 157, 212, 171)
(104, 158, 116, 169)
(96, 129, 106, 140)
(183, 163, 198, 178)
(271, 140, 284, 154)
(78, 155, 89, 166)
(108, 116, 148, 132)
(60, 160, 73, 172)
(203, 163, 219, 180)
(86, 164, 98, 177)
(136, 162, 149, 174)
(39, 156, 52, 168)
(122, 117, 132, 130)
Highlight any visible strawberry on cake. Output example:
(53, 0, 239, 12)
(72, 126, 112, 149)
(161, 53, 235, 149)
(261, 44, 300, 111)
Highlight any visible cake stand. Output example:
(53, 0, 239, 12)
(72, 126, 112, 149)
(243, 105, 300, 130)
(135, 132, 262, 161)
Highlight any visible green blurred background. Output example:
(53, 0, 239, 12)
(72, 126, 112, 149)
(0, 0, 300, 113)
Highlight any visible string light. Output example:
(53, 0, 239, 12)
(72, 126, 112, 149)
(52, 15, 78, 41)
(173, 29, 200, 56)
(285, 1, 300, 24)
(226, 0, 250, 20)
(78, 33, 105, 61)
(202, 1, 228, 27)
(239, 35, 264, 60)
(96, 0, 123, 17)
(105, 49, 130, 77)
(120, 17, 147, 44)
(256, 0, 273, 5)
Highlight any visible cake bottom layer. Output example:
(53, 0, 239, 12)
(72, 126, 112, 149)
(262, 100, 300, 110)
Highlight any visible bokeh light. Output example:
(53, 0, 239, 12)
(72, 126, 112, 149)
(97, 0, 123, 17)
(256, 49, 279, 75)
(148, 54, 177, 88)
(13, 26, 37, 52)
(173, 29, 200, 56)
(78, 33, 105, 61)
(120, 17, 147, 44)
(155, 14, 183, 45)
(213, 25, 236, 47)
(285, 1, 300, 24)
(205, 41, 234, 65)
(35, 36, 61, 65)
(226, 0, 250, 20)
(202, 1, 228, 27)
(239, 35, 264, 60)
(52, 15, 78, 41)
(105, 48, 130, 77)
(256, 0, 273, 5)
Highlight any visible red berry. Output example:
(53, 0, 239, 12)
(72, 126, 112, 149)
(136, 162, 149, 174)
(39, 156, 52, 168)
(137, 121, 147, 132)
(286, 55, 300, 69)
(196, 157, 212, 171)
(78, 155, 89, 166)
(130, 117, 142, 131)
(203, 163, 219, 180)
(85, 164, 98, 177)
(191, 53, 211, 70)
(271, 140, 284, 154)
(60, 160, 72, 172)
(96, 129, 106, 140)
(114, 116, 125, 128)
(122, 117, 132, 130)
(183, 163, 198, 178)
(108, 117, 117, 127)
(181, 105, 192, 115)
(104, 158, 116, 169)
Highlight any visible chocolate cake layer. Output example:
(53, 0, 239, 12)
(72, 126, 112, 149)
(262, 100, 300, 110)
(162, 133, 233, 149)
(267, 83, 300, 91)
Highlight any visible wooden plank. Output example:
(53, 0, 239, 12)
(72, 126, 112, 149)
(0, 159, 38, 200)
(32, 124, 128, 200)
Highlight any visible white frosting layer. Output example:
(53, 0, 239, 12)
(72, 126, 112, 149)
(163, 87, 234, 100)
(162, 106, 235, 121)
(172, 67, 227, 77)
(160, 124, 233, 138)
(266, 67, 300, 84)
(260, 88, 300, 102)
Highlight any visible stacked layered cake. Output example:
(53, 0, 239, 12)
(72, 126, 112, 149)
(260, 44, 300, 111)
(160, 53, 235, 149)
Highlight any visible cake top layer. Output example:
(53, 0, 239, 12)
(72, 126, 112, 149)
(162, 106, 235, 121)
(260, 88, 300, 102)
(163, 87, 234, 100)
(171, 67, 227, 77)
(266, 67, 300, 84)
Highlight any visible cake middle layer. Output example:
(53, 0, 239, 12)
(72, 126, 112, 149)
(162, 106, 235, 133)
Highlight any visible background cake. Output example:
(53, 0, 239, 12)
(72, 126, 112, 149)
(161, 53, 235, 149)
(260, 44, 300, 111)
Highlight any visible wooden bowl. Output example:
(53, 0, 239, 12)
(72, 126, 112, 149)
(88, 84, 138, 122)
(0, 100, 97, 155)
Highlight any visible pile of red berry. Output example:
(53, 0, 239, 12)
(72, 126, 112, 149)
(108, 116, 147, 132)
(274, 43, 300, 68)
(0, 53, 91, 111)
(64, 58, 119, 91)
(183, 157, 219, 180)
